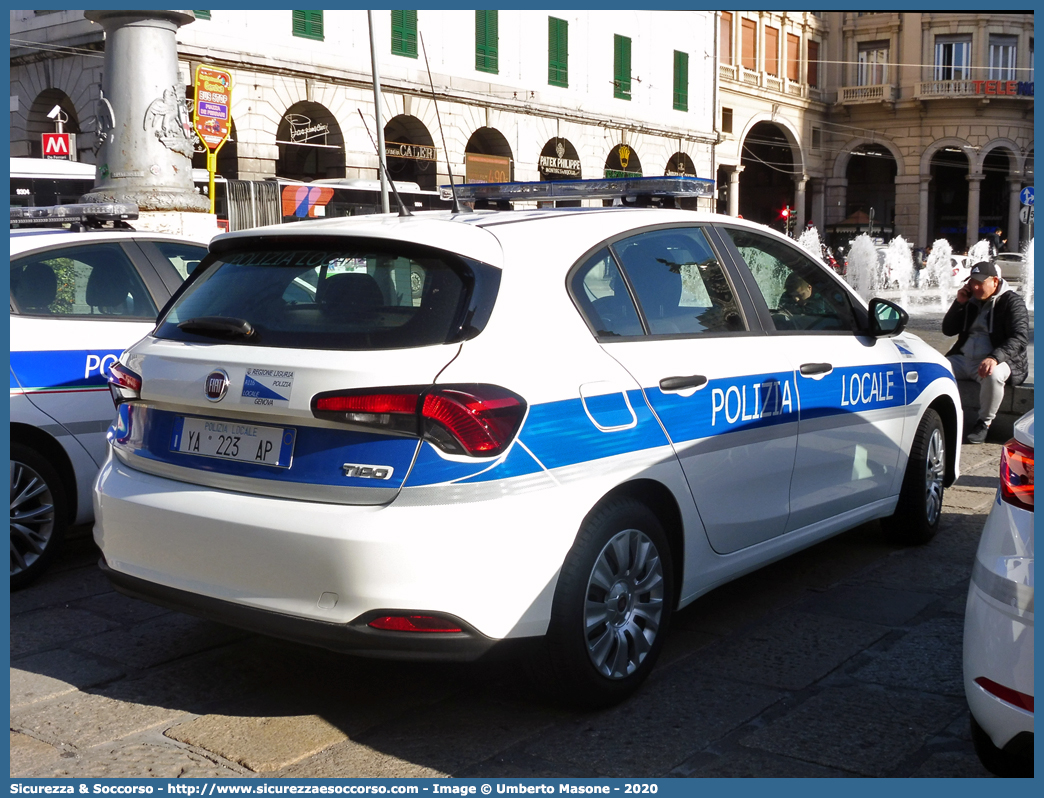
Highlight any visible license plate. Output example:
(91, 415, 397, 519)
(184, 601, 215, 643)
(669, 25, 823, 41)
(170, 416, 295, 468)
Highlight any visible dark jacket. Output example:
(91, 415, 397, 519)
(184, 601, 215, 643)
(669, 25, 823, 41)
(943, 281, 1029, 385)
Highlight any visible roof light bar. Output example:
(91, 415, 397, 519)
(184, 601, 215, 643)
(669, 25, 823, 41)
(10, 202, 139, 228)
(439, 175, 715, 204)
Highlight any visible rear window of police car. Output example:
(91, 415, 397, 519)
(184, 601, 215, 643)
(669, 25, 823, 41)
(155, 242, 491, 350)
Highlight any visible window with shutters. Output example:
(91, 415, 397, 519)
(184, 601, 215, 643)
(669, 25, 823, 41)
(614, 34, 631, 100)
(475, 10, 498, 74)
(857, 41, 888, 85)
(741, 18, 757, 71)
(194, 10, 211, 21)
(765, 26, 779, 76)
(292, 11, 323, 41)
(548, 17, 569, 87)
(391, 10, 418, 58)
(989, 35, 1017, 80)
(807, 39, 820, 87)
(935, 35, 971, 81)
(673, 51, 688, 111)
(787, 33, 800, 82)
(720, 13, 732, 64)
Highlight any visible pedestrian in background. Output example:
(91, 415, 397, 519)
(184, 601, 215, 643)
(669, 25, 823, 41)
(943, 262, 1029, 444)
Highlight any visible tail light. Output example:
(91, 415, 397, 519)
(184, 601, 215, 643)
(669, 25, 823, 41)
(312, 384, 526, 457)
(368, 614, 463, 633)
(107, 362, 142, 407)
(999, 437, 1033, 511)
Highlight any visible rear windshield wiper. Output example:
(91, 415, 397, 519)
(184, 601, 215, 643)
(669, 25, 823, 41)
(176, 316, 257, 341)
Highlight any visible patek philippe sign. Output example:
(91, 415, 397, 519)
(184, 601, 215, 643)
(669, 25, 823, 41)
(385, 141, 437, 161)
(539, 138, 581, 179)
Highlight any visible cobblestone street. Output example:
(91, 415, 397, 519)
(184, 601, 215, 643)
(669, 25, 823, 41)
(10, 435, 1006, 779)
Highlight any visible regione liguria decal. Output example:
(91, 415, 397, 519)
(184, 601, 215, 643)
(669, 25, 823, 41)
(241, 368, 294, 407)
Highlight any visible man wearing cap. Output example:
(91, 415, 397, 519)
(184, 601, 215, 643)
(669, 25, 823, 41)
(943, 261, 1029, 443)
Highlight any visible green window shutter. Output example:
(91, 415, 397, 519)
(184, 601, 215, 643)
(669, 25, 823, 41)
(673, 50, 688, 111)
(392, 10, 418, 58)
(292, 11, 323, 41)
(548, 17, 568, 87)
(614, 35, 631, 100)
(475, 10, 498, 74)
(193, 10, 211, 21)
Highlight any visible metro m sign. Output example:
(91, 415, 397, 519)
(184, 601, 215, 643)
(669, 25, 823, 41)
(42, 132, 71, 160)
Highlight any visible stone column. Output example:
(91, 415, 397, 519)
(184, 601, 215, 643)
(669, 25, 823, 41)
(82, 10, 216, 236)
(728, 165, 744, 217)
(810, 178, 825, 231)
(824, 177, 848, 227)
(1007, 178, 1023, 253)
(918, 176, 931, 248)
(793, 175, 808, 230)
(965, 173, 984, 252)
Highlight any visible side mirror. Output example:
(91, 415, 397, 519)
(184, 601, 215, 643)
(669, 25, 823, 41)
(868, 297, 908, 337)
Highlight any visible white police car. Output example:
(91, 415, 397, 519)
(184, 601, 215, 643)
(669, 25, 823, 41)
(10, 204, 207, 587)
(93, 177, 962, 705)
(964, 409, 1033, 777)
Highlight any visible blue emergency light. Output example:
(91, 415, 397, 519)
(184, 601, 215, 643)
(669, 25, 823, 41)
(10, 202, 139, 229)
(439, 175, 715, 204)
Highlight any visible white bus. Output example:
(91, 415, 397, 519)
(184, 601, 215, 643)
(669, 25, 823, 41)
(11, 158, 449, 232)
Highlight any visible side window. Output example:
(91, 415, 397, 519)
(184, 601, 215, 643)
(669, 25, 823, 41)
(150, 241, 207, 280)
(613, 228, 744, 335)
(570, 248, 643, 337)
(721, 227, 858, 333)
(11, 244, 158, 319)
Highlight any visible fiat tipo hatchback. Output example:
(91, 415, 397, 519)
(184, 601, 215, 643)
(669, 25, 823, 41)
(94, 177, 962, 705)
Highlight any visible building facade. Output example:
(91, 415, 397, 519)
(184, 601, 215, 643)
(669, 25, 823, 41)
(9, 10, 1034, 249)
(716, 11, 1033, 251)
(10, 10, 719, 208)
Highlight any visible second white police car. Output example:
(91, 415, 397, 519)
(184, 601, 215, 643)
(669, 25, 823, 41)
(11, 204, 206, 588)
(94, 177, 962, 705)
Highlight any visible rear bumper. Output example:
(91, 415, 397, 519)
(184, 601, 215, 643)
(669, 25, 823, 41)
(99, 558, 502, 661)
(962, 495, 1034, 749)
(92, 449, 594, 642)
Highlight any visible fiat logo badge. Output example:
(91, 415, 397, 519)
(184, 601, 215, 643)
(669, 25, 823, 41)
(204, 369, 230, 402)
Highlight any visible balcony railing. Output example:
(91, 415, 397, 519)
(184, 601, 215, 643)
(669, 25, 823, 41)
(915, 79, 1032, 100)
(741, 67, 761, 87)
(838, 84, 894, 104)
(718, 63, 823, 102)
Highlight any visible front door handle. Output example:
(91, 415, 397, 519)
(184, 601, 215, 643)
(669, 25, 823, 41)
(659, 375, 708, 392)
(799, 362, 833, 376)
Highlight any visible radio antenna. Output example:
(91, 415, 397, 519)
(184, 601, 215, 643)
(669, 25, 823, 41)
(358, 109, 411, 217)
(420, 32, 467, 214)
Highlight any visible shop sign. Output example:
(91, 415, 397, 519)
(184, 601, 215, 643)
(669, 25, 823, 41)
(465, 152, 512, 184)
(665, 152, 697, 178)
(538, 139, 581, 179)
(604, 144, 642, 179)
(972, 80, 1033, 97)
(285, 114, 329, 145)
(386, 141, 437, 161)
(193, 65, 232, 151)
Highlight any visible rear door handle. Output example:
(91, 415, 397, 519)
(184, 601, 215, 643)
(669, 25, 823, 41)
(659, 375, 708, 392)
(799, 362, 833, 376)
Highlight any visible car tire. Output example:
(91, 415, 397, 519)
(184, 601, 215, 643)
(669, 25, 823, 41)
(10, 443, 67, 590)
(887, 408, 945, 545)
(970, 715, 1034, 777)
(541, 497, 674, 708)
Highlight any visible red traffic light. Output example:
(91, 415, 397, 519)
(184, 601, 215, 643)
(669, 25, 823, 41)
(781, 207, 790, 218)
